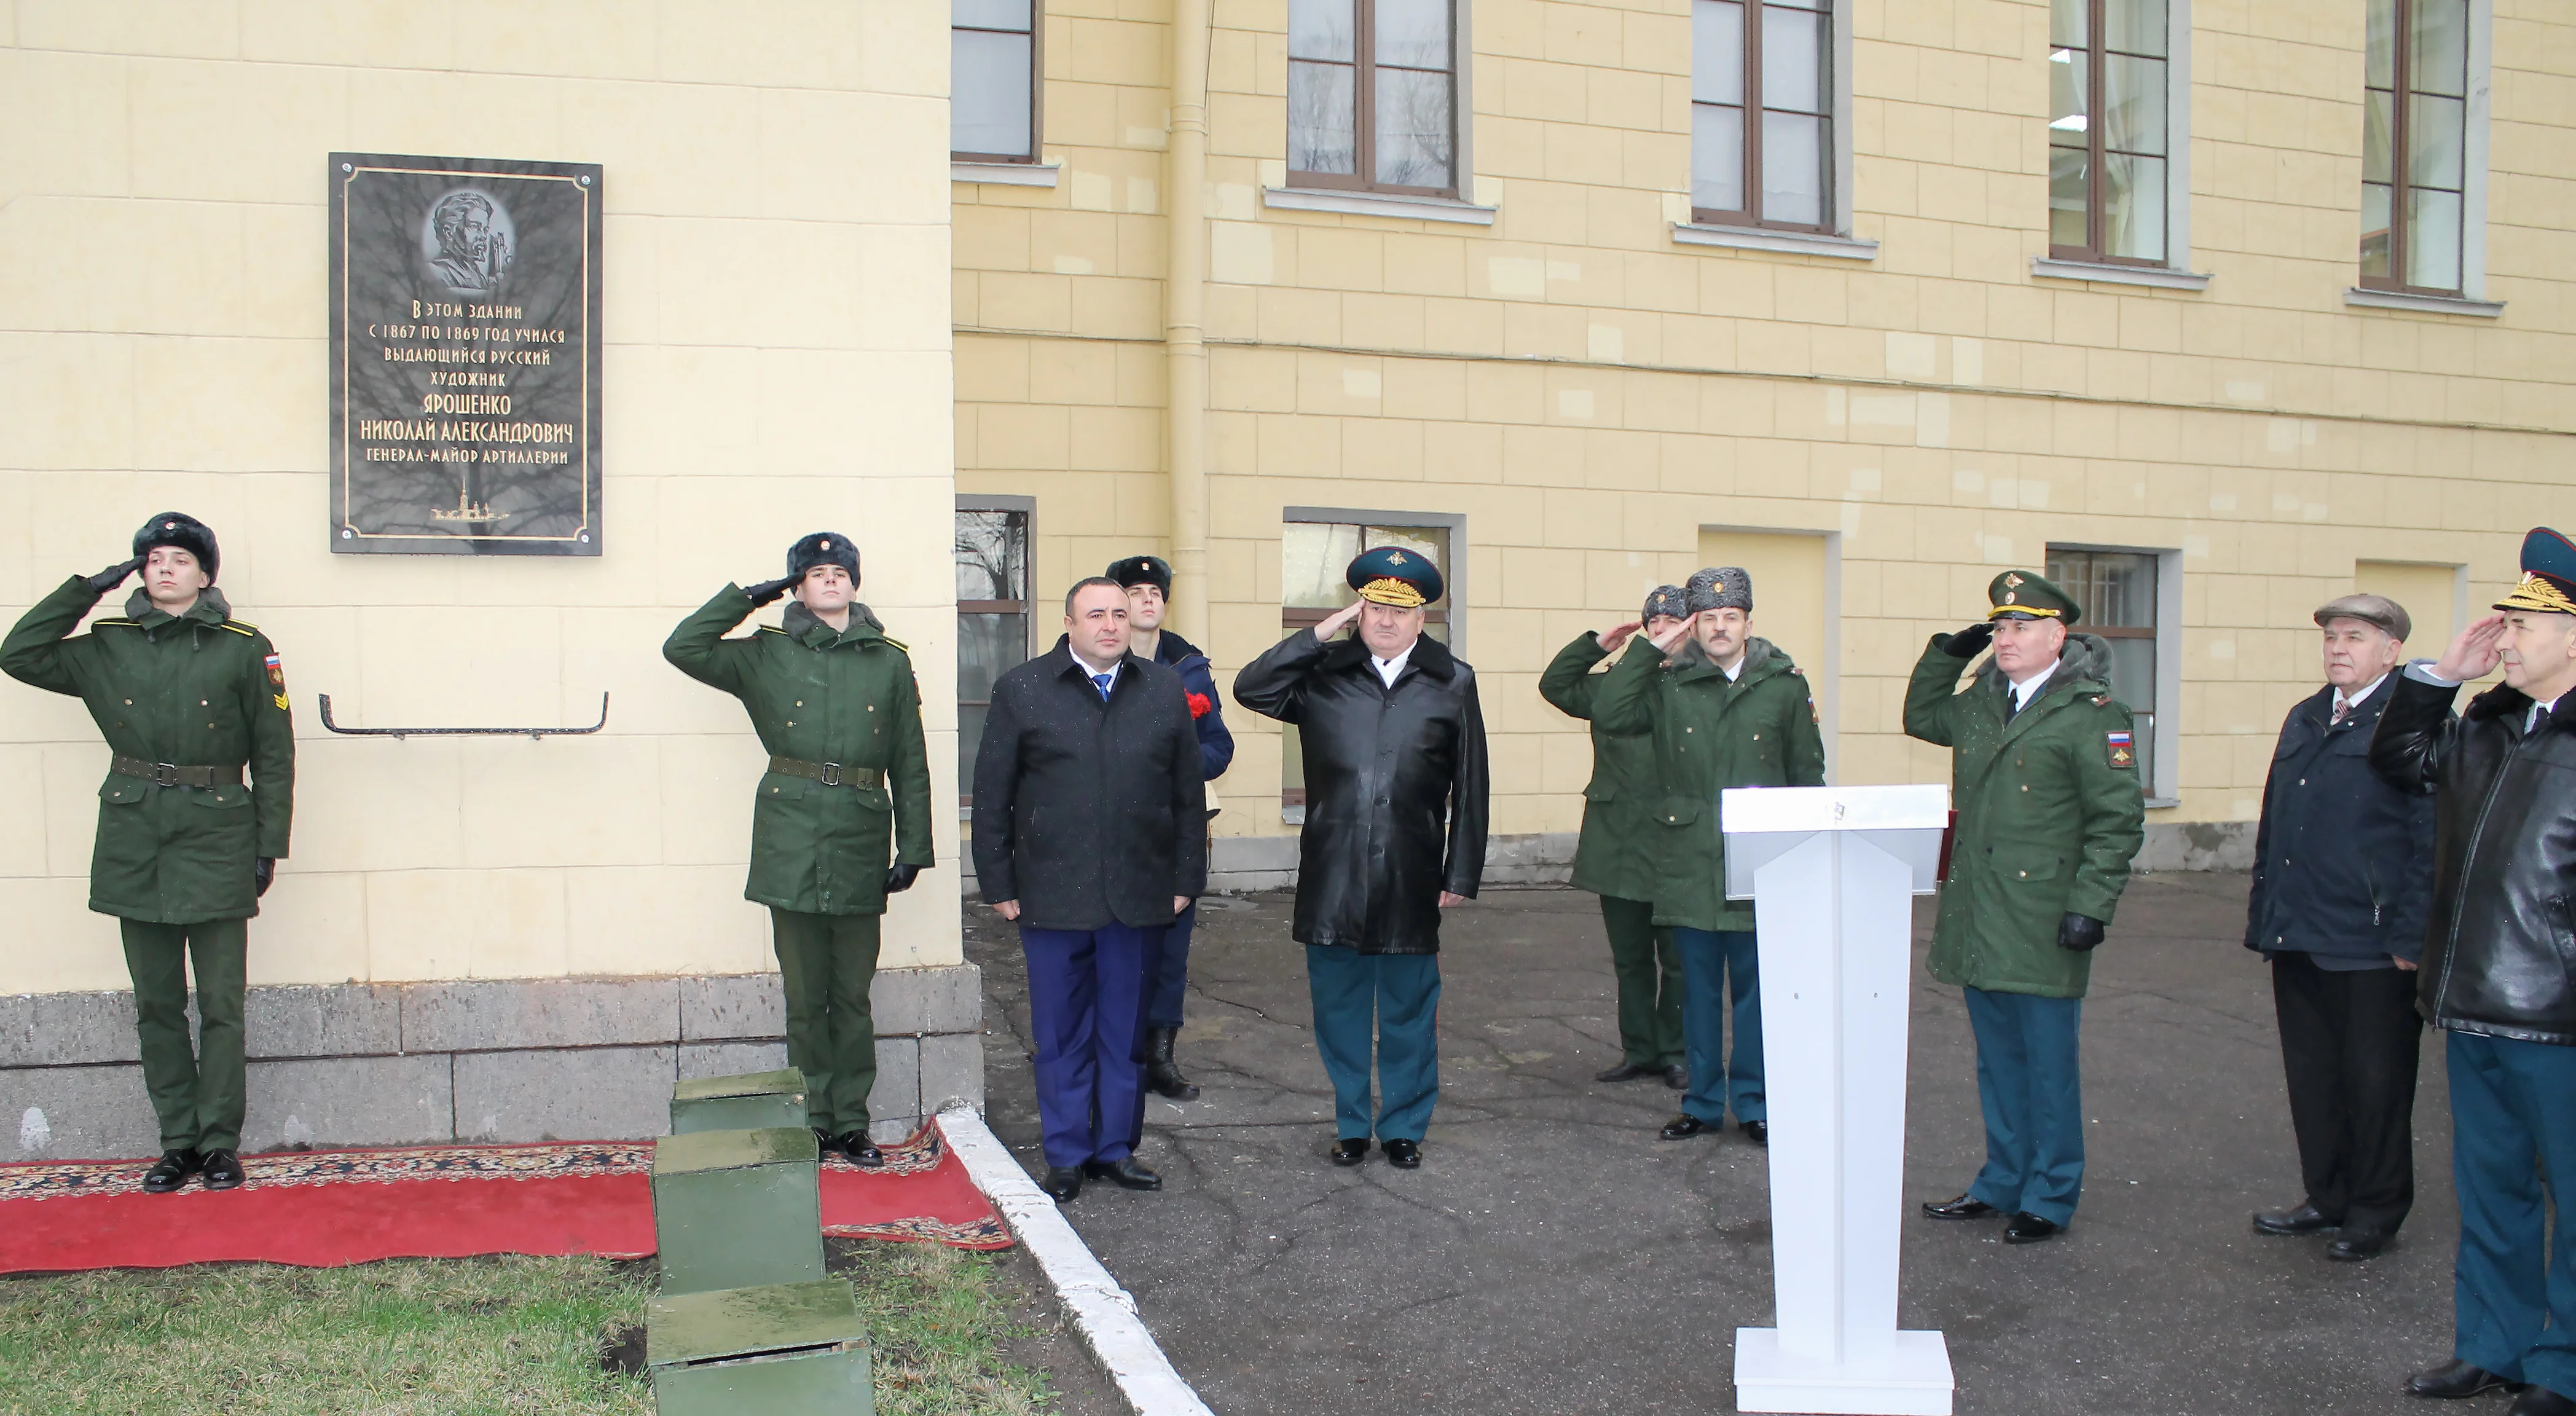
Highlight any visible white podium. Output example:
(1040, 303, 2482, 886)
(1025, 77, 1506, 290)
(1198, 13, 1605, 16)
(1722, 784, 1955, 1416)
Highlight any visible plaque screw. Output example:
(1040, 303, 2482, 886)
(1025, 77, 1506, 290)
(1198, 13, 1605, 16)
(579, 532, 591, 543)
(340, 163, 352, 172)
(578, 175, 591, 186)
(340, 529, 353, 539)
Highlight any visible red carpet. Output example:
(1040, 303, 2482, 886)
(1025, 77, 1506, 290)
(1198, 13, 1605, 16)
(0, 1117, 1010, 1275)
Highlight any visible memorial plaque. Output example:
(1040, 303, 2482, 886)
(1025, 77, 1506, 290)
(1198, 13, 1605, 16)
(329, 153, 603, 556)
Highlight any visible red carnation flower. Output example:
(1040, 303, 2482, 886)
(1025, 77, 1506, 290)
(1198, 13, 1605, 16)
(1187, 691, 1212, 720)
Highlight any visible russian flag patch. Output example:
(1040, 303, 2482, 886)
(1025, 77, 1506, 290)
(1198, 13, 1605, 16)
(2107, 730, 2135, 769)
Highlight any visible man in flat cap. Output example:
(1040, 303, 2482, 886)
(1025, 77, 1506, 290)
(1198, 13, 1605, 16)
(1540, 585, 1690, 1092)
(2244, 592, 2435, 1263)
(664, 533, 933, 1168)
(2373, 529, 2576, 1413)
(1905, 570, 2144, 1245)
(1106, 554, 1235, 1101)
(1235, 545, 1488, 1170)
(2, 513, 294, 1194)
(1593, 567, 1826, 1144)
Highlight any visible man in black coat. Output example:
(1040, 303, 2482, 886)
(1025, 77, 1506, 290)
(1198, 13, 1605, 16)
(972, 578, 1207, 1203)
(1233, 546, 1488, 1170)
(2372, 527, 2576, 1415)
(2245, 593, 2437, 1262)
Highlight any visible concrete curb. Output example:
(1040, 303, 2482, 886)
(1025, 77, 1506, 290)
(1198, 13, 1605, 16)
(937, 1104, 1214, 1416)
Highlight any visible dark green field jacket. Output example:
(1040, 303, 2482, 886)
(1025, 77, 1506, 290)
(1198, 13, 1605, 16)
(664, 586, 933, 917)
(1592, 636, 1828, 933)
(3, 577, 294, 923)
(1904, 632, 2146, 999)
(1537, 632, 1665, 904)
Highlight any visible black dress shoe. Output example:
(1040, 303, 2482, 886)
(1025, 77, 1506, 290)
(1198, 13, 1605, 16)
(1083, 1157, 1163, 1191)
(1330, 1138, 1370, 1167)
(1595, 1063, 1655, 1083)
(2407, 1360, 2514, 1400)
(1741, 1119, 1769, 1146)
(1040, 1166, 1083, 1202)
(141, 1149, 201, 1194)
(2510, 1385, 2576, 1415)
(199, 1149, 245, 1191)
(2252, 1202, 2341, 1237)
(1922, 1194, 1998, 1221)
(2328, 1228, 2393, 1262)
(1382, 1138, 1421, 1169)
(1660, 1114, 1713, 1140)
(2003, 1212, 2060, 1244)
(812, 1127, 841, 1156)
(1662, 1064, 1689, 1090)
(835, 1131, 883, 1168)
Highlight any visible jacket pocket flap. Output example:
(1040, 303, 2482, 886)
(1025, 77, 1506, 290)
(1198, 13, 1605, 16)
(1584, 782, 1618, 802)
(759, 771, 810, 801)
(1999, 852, 2071, 883)
(98, 778, 146, 805)
(189, 784, 252, 808)
(1653, 798, 1702, 827)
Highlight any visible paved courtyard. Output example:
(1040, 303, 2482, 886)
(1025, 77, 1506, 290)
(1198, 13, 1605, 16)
(968, 874, 2461, 1415)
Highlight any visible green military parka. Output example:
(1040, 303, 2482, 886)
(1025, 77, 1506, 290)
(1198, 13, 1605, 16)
(1903, 631, 2146, 998)
(1591, 635, 1828, 933)
(2, 576, 295, 924)
(664, 586, 933, 918)
(1537, 631, 1665, 903)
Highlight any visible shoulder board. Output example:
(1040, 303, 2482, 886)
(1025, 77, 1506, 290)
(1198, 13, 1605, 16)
(1788, 666, 1804, 676)
(757, 626, 790, 637)
(881, 635, 909, 653)
(221, 622, 257, 637)
(91, 618, 138, 627)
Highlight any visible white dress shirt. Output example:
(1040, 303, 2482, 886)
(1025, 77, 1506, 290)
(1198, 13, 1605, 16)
(1371, 642, 1415, 688)
(2007, 659, 2059, 712)
(2331, 672, 2390, 723)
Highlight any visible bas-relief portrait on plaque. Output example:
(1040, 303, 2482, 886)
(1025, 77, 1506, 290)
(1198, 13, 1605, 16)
(328, 153, 603, 556)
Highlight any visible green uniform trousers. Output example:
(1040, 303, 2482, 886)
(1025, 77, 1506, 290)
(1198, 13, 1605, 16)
(1600, 895, 1684, 1069)
(120, 918, 248, 1153)
(770, 908, 882, 1135)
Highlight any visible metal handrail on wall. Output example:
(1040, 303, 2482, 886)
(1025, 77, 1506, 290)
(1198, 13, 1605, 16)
(316, 693, 609, 741)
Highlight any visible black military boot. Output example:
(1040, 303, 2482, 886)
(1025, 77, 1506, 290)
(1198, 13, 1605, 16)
(1144, 1028, 1201, 1101)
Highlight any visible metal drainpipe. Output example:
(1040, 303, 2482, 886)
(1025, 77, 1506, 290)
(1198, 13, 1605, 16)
(1165, 0, 1212, 643)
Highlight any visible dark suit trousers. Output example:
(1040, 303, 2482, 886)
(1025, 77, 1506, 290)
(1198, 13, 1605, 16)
(2272, 951, 2421, 1233)
(1021, 923, 1160, 1168)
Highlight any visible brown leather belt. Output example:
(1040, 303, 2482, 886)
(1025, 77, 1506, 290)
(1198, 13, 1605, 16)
(111, 755, 244, 789)
(768, 755, 882, 790)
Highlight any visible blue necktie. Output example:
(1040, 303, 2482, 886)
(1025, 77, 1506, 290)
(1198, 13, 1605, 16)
(1092, 672, 1113, 701)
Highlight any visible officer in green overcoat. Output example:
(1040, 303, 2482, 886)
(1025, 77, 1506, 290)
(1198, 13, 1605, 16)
(664, 532, 933, 1166)
(1539, 584, 1689, 1090)
(1592, 567, 1827, 1144)
(1906, 569, 2145, 1245)
(2, 513, 293, 1194)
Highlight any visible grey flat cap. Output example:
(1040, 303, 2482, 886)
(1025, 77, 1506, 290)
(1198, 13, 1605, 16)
(2314, 592, 2411, 642)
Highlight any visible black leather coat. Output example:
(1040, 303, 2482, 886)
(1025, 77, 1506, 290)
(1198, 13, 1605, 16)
(2370, 671, 2576, 1044)
(1233, 629, 1490, 954)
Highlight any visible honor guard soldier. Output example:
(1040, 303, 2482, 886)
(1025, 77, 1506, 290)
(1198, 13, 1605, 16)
(1906, 570, 2144, 1245)
(1540, 586, 1690, 1091)
(2, 514, 294, 1194)
(664, 533, 933, 1167)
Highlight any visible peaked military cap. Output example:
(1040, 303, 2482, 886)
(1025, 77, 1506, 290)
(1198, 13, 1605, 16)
(133, 512, 219, 583)
(787, 532, 859, 583)
(1685, 566, 1753, 615)
(1346, 545, 1443, 608)
(2496, 527, 2576, 616)
(1106, 554, 1174, 597)
(1642, 584, 1689, 622)
(1986, 569, 2081, 624)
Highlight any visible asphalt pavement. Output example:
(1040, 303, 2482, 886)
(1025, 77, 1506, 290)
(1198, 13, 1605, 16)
(967, 874, 2463, 1415)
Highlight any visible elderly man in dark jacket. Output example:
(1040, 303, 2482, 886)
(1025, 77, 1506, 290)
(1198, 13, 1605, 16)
(2244, 593, 2437, 1262)
(1234, 546, 1488, 1170)
(973, 577, 1207, 1204)
(2373, 529, 2576, 1415)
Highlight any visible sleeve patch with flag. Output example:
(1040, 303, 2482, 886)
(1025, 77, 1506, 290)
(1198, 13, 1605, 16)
(2107, 730, 2135, 769)
(264, 653, 285, 689)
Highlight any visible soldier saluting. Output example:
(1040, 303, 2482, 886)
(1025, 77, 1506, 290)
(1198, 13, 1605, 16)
(2, 514, 293, 1195)
(665, 533, 933, 1168)
(1906, 570, 2145, 1245)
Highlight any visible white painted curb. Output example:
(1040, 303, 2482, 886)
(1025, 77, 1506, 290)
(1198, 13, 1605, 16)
(937, 1104, 1217, 1416)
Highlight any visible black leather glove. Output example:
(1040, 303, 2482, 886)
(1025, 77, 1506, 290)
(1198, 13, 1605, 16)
(85, 556, 145, 595)
(2056, 911, 2105, 951)
(1942, 622, 1995, 659)
(254, 858, 276, 898)
(745, 575, 800, 608)
(885, 863, 924, 894)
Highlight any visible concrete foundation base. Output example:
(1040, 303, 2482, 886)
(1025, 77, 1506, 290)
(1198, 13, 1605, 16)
(1734, 1328, 1955, 1416)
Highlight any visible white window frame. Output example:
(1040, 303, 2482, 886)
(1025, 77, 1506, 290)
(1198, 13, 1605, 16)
(951, 1, 1045, 174)
(2030, 0, 2211, 292)
(1671, 0, 1871, 260)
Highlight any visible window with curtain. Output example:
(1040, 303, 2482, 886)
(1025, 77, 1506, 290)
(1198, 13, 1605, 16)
(2049, 0, 2170, 266)
(953, 0, 1038, 161)
(2044, 548, 2159, 794)
(956, 508, 1032, 806)
(1287, 0, 1458, 197)
(1690, 0, 1834, 231)
(1278, 520, 1450, 808)
(2362, 0, 2470, 294)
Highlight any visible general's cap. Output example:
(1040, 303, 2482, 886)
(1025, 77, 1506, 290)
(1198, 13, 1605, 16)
(1106, 554, 1174, 597)
(2313, 593, 2412, 642)
(2496, 527, 2576, 616)
(1346, 545, 1443, 608)
(1986, 569, 2081, 624)
(134, 513, 219, 584)
(787, 532, 859, 583)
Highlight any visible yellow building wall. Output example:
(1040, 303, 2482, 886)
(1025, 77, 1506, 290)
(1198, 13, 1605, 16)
(0, 1, 964, 995)
(956, 0, 2575, 845)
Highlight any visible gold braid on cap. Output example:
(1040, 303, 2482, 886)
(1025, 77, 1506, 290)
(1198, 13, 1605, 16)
(1357, 576, 1427, 608)
(2497, 572, 2576, 616)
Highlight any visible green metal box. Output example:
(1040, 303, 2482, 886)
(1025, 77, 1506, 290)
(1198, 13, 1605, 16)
(647, 1277, 873, 1415)
(670, 1068, 809, 1135)
(651, 1127, 825, 1296)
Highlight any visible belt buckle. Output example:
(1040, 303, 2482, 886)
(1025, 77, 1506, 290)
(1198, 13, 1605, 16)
(819, 761, 844, 787)
(149, 761, 181, 788)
